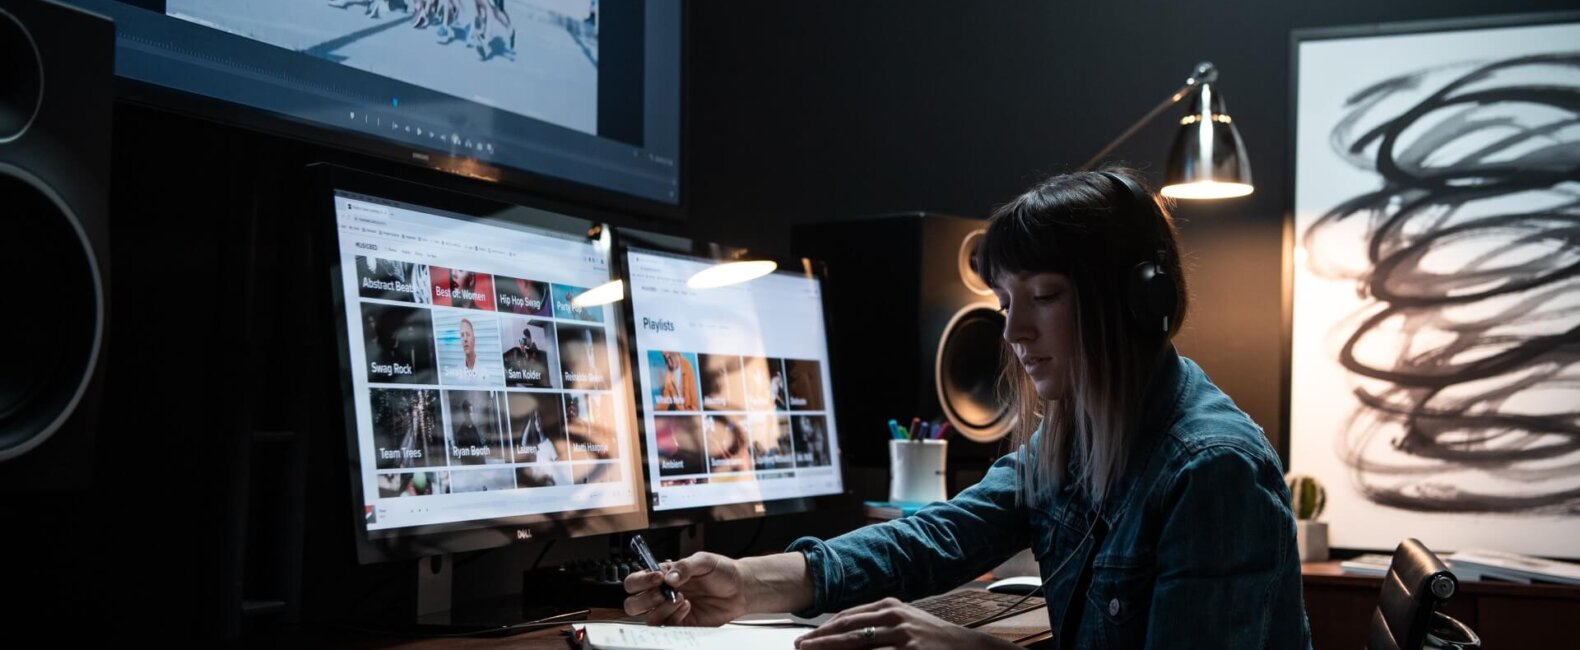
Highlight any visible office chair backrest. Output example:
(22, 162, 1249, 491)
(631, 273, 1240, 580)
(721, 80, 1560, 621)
(1368, 538, 1459, 650)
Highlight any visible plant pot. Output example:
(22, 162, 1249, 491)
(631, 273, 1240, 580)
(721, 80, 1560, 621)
(1296, 520, 1329, 563)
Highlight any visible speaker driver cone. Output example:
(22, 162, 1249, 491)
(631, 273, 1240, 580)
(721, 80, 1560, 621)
(0, 167, 104, 460)
(935, 305, 1011, 442)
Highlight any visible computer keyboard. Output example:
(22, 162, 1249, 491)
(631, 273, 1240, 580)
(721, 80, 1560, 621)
(911, 588, 1046, 627)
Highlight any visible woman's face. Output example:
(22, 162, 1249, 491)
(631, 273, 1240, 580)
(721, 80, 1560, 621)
(994, 271, 1076, 401)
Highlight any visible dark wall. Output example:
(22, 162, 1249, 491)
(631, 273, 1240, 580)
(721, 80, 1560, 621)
(8, 0, 1574, 637)
(685, 0, 1577, 453)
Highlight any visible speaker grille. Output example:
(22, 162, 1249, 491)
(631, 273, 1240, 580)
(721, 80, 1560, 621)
(0, 168, 103, 460)
(0, 7, 43, 143)
(935, 305, 1012, 442)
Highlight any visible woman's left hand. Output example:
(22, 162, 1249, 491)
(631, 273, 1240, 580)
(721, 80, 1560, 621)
(793, 597, 1020, 649)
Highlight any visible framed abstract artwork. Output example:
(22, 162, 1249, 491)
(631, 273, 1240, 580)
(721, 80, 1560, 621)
(1288, 12, 1580, 557)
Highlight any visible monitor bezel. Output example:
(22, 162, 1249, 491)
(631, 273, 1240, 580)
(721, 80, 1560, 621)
(93, 0, 688, 221)
(612, 232, 855, 528)
(312, 163, 651, 564)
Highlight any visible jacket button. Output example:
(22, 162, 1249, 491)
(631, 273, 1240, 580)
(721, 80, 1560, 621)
(1108, 598, 1121, 617)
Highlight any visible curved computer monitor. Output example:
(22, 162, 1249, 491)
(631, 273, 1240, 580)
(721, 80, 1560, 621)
(615, 233, 848, 525)
(316, 165, 647, 563)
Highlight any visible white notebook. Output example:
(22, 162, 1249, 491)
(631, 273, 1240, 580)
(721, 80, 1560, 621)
(1448, 549, 1580, 586)
(573, 622, 810, 650)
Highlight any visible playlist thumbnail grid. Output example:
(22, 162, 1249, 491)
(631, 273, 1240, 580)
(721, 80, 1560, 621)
(358, 256, 620, 498)
(648, 352, 832, 486)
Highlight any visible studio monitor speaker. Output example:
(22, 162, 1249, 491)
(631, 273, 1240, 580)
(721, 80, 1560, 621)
(794, 214, 1013, 480)
(0, 0, 114, 490)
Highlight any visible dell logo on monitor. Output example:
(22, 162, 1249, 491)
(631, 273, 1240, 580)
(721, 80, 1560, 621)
(516, 529, 533, 540)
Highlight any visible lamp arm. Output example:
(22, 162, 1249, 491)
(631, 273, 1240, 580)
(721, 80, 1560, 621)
(1079, 61, 1217, 171)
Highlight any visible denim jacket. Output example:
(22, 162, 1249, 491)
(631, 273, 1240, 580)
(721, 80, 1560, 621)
(788, 349, 1312, 648)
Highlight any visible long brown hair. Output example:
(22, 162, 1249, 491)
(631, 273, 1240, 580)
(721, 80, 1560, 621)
(975, 168, 1188, 506)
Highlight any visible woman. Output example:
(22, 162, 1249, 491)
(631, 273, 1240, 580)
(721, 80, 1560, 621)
(623, 169, 1310, 649)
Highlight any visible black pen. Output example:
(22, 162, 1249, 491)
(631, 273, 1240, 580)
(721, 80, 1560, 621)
(629, 534, 678, 603)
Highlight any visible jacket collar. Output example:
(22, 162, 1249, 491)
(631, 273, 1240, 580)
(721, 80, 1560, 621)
(1051, 344, 1190, 531)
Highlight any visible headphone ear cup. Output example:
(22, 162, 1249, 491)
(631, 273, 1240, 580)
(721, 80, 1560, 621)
(1128, 261, 1179, 333)
(1102, 171, 1179, 334)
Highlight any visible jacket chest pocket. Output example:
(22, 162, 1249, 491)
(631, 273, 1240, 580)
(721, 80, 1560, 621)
(1085, 562, 1154, 648)
(1031, 509, 1061, 562)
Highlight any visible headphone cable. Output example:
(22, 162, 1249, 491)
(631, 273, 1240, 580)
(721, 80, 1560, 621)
(987, 504, 1104, 620)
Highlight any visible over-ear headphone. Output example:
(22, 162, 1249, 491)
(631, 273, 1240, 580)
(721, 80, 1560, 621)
(1097, 171, 1179, 335)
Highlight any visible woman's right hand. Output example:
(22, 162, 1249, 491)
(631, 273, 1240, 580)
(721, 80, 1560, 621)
(623, 552, 748, 626)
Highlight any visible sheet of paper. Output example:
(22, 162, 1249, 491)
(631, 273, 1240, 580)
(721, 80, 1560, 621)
(574, 622, 809, 650)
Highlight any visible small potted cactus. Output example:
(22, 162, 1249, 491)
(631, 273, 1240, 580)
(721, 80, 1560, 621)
(1286, 473, 1329, 562)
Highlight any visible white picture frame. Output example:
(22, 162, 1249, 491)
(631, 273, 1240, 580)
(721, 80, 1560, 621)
(1287, 12, 1580, 558)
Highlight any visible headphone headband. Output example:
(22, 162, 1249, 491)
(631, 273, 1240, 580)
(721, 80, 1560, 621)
(1097, 171, 1147, 207)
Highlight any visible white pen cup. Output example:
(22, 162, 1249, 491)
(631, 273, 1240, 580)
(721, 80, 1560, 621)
(889, 438, 948, 503)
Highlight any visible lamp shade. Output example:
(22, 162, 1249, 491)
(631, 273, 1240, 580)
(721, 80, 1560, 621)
(1162, 82, 1253, 199)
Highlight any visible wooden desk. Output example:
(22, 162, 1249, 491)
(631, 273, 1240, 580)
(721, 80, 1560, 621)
(314, 601, 1053, 648)
(331, 561, 1580, 648)
(1302, 560, 1577, 649)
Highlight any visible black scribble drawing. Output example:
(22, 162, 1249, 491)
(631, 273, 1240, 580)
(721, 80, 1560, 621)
(1300, 51, 1580, 515)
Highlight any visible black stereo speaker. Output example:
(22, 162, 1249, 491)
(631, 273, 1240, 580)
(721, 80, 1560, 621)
(0, 0, 114, 490)
(795, 214, 1014, 484)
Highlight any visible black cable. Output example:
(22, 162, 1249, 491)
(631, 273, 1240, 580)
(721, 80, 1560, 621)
(529, 538, 557, 571)
(987, 505, 1103, 620)
(981, 351, 1167, 618)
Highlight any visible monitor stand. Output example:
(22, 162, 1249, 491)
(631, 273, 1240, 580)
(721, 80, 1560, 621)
(401, 553, 589, 637)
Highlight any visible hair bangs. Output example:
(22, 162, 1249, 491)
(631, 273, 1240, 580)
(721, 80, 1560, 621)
(975, 200, 1070, 290)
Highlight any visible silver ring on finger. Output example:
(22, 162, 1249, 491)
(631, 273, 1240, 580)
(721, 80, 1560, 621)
(862, 625, 877, 640)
